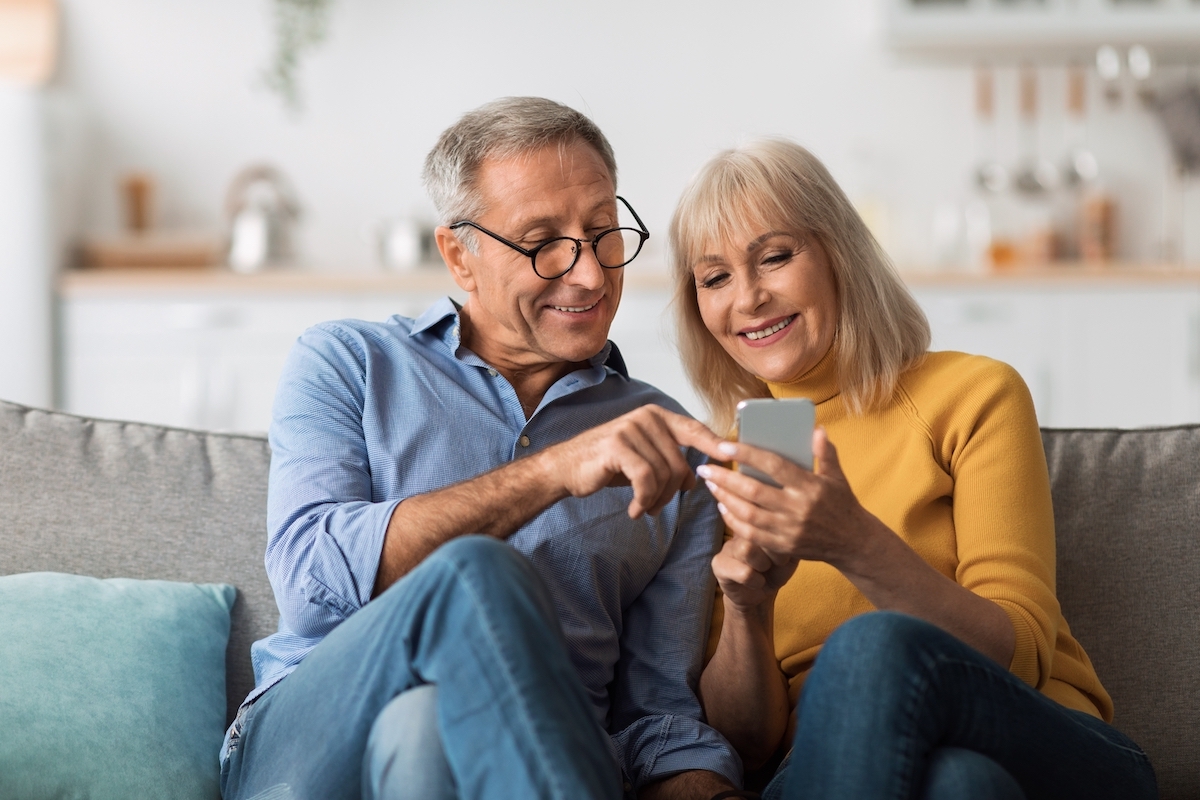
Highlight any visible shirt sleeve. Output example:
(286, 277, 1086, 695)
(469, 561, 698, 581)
(606, 456, 743, 792)
(264, 323, 399, 640)
(936, 358, 1060, 689)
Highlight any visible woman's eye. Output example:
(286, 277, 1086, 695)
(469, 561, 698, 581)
(761, 250, 794, 267)
(698, 272, 729, 290)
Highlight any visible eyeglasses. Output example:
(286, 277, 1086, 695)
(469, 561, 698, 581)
(449, 196, 650, 280)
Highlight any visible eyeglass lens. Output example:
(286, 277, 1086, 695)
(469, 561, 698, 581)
(533, 228, 646, 279)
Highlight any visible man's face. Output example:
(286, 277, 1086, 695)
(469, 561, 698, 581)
(445, 141, 624, 373)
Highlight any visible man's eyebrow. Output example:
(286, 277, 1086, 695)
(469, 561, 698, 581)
(509, 201, 616, 234)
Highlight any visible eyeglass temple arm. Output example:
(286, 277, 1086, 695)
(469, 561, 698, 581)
(617, 196, 650, 239)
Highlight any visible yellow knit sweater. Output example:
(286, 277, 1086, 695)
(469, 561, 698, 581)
(711, 348, 1112, 727)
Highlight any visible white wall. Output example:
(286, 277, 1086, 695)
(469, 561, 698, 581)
(48, 0, 1189, 273)
(0, 88, 52, 408)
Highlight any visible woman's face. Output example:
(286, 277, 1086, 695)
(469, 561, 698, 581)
(691, 227, 838, 385)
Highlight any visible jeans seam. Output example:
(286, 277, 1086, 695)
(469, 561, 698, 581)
(449, 555, 572, 800)
(895, 650, 937, 799)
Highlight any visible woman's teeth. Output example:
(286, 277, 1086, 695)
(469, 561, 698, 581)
(744, 316, 795, 340)
(552, 301, 599, 313)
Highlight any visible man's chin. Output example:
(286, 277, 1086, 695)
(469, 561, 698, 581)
(541, 331, 612, 365)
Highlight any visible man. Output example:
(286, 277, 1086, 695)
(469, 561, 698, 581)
(219, 97, 741, 800)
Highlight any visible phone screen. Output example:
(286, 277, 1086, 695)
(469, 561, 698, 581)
(735, 398, 815, 487)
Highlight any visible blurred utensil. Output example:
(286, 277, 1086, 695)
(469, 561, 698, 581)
(224, 164, 301, 273)
(1062, 65, 1099, 189)
(1128, 44, 1156, 107)
(1014, 65, 1058, 195)
(1096, 45, 1122, 107)
(973, 66, 1009, 194)
(368, 216, 432, 272)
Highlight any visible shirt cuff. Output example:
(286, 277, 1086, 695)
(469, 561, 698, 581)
(611, 714, 742, 792)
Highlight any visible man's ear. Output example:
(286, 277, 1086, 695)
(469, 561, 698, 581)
(435, 226, 478, 293)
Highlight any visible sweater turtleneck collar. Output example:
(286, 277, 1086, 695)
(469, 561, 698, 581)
(765, 343, 841, 405)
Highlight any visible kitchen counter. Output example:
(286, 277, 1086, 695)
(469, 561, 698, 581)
(57, 262, 1200, 298)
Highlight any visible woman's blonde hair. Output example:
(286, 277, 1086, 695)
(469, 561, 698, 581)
(669, 138, 930, 432)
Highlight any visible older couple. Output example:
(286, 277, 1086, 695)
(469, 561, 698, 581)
(219, 98, 1157, 800)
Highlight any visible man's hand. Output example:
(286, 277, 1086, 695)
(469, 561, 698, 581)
(711, 535, 798, 613)
(373, 405, 724, 595)
(539, 405, 727, 518)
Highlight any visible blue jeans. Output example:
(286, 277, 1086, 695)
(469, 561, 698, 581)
(761, 612, 1157, 800)
(220, 536, 623, 800)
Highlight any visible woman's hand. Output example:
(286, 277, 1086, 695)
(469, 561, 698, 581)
(696, 427, 886, 572)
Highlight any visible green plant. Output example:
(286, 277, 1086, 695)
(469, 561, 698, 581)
(263, 0, 335, 114)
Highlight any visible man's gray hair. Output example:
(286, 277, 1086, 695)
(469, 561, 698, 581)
(422, 97, 618, 249)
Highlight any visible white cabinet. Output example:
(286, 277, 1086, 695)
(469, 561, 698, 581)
(911, 280, 1200, 427)
(59, 270, 1200, 434)
(57, 271, 705, 433)
(60, 274, 457, 433)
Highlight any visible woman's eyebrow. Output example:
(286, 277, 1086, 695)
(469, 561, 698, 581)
(745, 231, 789, 251)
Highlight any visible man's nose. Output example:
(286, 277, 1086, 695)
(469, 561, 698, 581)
(562, 243, 606, 289)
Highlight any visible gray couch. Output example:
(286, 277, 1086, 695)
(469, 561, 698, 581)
(1, 399, 1197, 798)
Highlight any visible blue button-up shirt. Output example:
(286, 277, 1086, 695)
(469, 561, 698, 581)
(251, 297, 739, 789)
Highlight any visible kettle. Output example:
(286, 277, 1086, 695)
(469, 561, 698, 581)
(224, 164, 300, 273)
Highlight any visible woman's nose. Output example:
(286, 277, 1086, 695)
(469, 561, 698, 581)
(732, 276, 769, 314)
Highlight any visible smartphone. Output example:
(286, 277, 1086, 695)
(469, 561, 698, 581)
(735, 398, 816, 487)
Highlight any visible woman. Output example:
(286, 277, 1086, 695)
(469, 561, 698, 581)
(669, 139, 1157, 800)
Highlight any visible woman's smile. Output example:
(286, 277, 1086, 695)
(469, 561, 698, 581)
(740, 314, 797, 345)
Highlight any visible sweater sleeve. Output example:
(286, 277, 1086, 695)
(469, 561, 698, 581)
(923, 357, 1060, 689)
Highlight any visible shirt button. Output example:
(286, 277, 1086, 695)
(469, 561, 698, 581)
(518, 435, 530, 447)
(487, 368, 498, 377)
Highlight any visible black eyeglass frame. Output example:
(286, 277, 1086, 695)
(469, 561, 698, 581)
(448, 196, 650, 280)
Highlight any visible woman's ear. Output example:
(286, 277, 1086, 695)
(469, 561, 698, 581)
(435, 227, 477, 293)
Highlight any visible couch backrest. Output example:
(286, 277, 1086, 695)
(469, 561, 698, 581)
(0, 400, 275, 726)
(2, 400, 1197, 794)
(1043, 425, 1200, 800)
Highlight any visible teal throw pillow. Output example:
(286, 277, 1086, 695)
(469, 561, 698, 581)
(0, 572, 236, 800)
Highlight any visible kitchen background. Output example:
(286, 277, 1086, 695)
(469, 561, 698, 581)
(3, 0, 1200, 432)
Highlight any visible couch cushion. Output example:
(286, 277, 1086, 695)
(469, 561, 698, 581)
(0, 572, 234, 800)
(0, 400, 275, 725)
(1043, 425, 1200, 800)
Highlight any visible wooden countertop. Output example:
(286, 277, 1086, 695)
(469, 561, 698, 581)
(56, 262, 1200, 298)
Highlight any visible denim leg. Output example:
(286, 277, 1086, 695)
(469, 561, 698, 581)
(780, 611, 1157, 800)
(363, 686, 456, 800)
(919, 748, 1025, 800)
(222, 536, 622, 800)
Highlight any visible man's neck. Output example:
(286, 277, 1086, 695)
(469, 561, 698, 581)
(457, 308, 589, 420)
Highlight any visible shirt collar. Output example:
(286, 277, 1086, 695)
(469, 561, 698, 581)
(409, 295, 629, 379)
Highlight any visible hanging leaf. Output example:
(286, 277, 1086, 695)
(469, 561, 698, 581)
(263, 0, 334, 115)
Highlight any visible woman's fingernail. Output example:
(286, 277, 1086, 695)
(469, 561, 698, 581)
(717, 442, 737, 457)
(696, 464, 711, 479)
(717, 502, 729, 515)
(705, 480, 718, 493)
